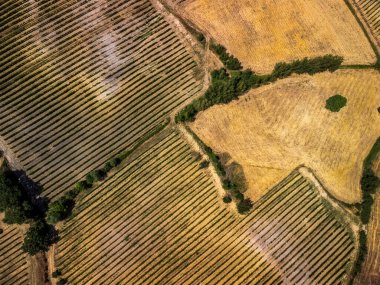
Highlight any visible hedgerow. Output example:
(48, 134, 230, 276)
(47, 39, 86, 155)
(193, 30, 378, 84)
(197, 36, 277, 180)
(176, 55, 343, 122)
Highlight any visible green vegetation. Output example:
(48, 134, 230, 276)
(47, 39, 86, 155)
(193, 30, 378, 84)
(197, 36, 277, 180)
(222, 195, 232, 203)
(46, 196, 75, 224)
(237, 198, 253, 214)
(185, 126, 252, 213)
(350, 137, 380, 284)
(0, 170, 34, 225)
(210, 43, 242, 70)
(52, 270, 62, 278)
(176, 55, 343, 122)
(325, 95, 347, 112)
(350, 230, 368, 284)
(21, 220, 53, 255)
(359, 137, 380, 224)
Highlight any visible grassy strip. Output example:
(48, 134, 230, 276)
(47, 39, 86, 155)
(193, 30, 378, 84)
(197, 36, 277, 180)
(176, 54, 343, 122)
(350, 137, 380, 283)
(46, 119, 170, 224)
(184, 126, 253, 214)
(342, 0, 380, 68)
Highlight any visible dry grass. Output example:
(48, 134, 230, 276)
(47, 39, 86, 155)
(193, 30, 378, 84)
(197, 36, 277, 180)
(181, 0, 376, 73)
(190, 69, 380, 203)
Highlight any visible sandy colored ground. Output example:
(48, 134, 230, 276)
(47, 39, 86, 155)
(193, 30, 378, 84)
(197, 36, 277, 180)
(190, 69, 380, 203)
(180, 0, 376, 73)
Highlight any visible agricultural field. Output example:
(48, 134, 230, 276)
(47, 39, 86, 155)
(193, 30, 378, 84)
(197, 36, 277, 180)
(353, 0, 380, 48)
(0, 0, 203, 200)
(175, 0, 376, 73)
(0, 215, 30, 285)
(355, 157, 380, 285)
(56, 128, 357, 284)
(190, 70, 380, 203)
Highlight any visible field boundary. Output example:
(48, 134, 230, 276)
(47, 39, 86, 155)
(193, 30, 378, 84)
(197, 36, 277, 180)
(343, 0, 380, 67)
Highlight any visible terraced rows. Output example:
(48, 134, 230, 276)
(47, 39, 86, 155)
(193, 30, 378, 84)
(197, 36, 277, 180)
(56, 129, 356, 284)
(0, 0, 202, 199)
(354, 0, 380, 45)
(0, 221, 29, 285)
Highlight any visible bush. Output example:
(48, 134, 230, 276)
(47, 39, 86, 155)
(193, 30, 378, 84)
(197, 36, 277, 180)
(56, 278, 68, 285)
(95, 169, 107, 181)
(237, 198, 253, 214)
(199, 160, 209, 169)
(210, 43, 242, 70)
(52, 270, 62, 278)
(325, 95, 347, 112)
(0, 170, 34, 224)
(74, 181, 88, 192)
(22, 221, 52, 255)
(46, 196, 74, 224)
(222, 195, 232, 203)
(85, 172, 96, 185)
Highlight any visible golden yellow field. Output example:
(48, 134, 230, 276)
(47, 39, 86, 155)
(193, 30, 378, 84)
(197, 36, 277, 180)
(180, 0, 376, 73)
(190, 69, 380, 203)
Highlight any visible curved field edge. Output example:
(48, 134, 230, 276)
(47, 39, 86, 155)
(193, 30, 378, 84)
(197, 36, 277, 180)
(55, 126, 358, 284)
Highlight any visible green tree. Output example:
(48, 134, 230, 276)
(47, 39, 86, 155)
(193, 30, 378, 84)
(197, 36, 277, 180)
(46, 197, 74, 224)
(325, 95, 347, 112)
(237, 198, 253, 214)
(22, 221, 51, 255)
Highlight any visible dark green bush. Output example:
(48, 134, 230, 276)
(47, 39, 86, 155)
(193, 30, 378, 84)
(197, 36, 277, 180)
(52, 270, 62, 278)
(22, 221, 52, 255)
(46, 196, 74, 224)
(325, 95, 347, 112)
(176, 55, 344, 123)
(85, 172, 96, 185)
(237, 198, 253, 214)
(74, 181, 88, 192)
(210, 43, 242, 70)
(199, 160, 209, 169)
(95, 169, 106, 181)
(223, 195, 232, 203)
(0, 170, 34, 224)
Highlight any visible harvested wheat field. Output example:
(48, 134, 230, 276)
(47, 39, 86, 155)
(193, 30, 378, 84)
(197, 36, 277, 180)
(178, 0, 376, 73)
(0, 0, 202, 200)
(0, 216, 29, 285)
(190, 69, 380, 203)
(55, 128, 357, 284)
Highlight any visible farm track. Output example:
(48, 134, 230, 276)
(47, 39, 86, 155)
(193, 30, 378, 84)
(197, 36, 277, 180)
(0, 0, 202, 200)
(56, 129, 357, 284)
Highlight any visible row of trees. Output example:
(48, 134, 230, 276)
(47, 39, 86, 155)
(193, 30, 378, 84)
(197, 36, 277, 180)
(46, 157, 121, 224)
(185, 127, 253, 214)
(176, 54, 344, 123)
(210, 43, 242, 70)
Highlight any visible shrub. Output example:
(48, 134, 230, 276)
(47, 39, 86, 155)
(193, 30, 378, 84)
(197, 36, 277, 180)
(210, 43, 242, 70)
(52, 270, 62, 278)
(56, 278, 68, 285)
(325, 95, 347, 112)
(85, 172, 96, 185)
(95, 169, 107, 181)
(4, 206, 28, 224)
(237, 198, 253, 214)
(199, 160, 209, 169)
(104, 161, 113, 172)
(74, 181, 88, 192)
(222, 195, 232, 203)
(46, 196, 74, 224)
(22, 221, 52, 255)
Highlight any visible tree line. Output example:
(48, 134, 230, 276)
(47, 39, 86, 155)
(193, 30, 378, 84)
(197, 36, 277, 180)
(176, 49, 343, 123)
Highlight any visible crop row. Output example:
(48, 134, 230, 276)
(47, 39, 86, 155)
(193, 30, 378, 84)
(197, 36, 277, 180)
(0, 224, 29, 285)
(355, 0, 380, 43)
(0, 0, 202, 199)
(56, 130, 356, 284)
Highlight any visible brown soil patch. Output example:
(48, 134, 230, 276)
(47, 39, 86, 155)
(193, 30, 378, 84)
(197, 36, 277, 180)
(180, 0, 376, 73)
(190, 69, 380, 203)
